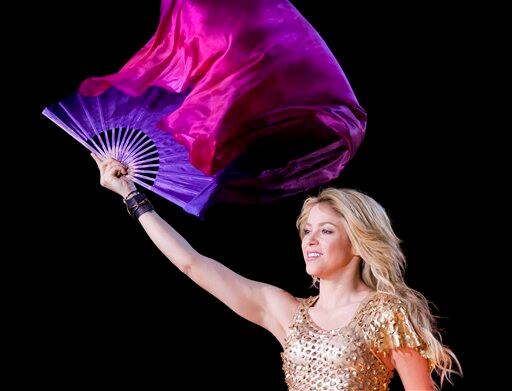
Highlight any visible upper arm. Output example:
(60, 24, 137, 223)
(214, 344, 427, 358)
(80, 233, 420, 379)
(364, 295, 434, 389)
(186, 254, 299, 344)
(390, 348, 435, 391)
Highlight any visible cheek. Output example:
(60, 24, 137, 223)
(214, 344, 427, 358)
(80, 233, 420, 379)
(326, 238, 351, 256)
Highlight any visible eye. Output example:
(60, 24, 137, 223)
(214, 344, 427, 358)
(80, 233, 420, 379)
(303, 228, 332, 235)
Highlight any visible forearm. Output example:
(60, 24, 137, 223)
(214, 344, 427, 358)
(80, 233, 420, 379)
(137, 210, 200, 274)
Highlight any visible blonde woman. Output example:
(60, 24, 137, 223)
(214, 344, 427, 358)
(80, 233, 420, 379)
(91, 153, 462, 390)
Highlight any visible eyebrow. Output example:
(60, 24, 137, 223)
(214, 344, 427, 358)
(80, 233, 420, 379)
(304, 222, 337, 227)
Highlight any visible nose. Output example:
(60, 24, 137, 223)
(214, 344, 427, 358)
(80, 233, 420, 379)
(307, 230, 320, 244)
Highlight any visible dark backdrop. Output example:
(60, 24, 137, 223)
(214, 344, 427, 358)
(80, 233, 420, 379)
(13, 1, 481, 389)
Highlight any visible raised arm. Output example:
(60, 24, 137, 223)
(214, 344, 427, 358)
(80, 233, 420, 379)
(90, 154, 299, 346)
(138, 211, 298, 341)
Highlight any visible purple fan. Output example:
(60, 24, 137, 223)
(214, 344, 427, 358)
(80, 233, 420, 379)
(43, 86, 219, 218)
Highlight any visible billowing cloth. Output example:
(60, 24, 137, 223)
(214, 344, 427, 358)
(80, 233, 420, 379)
(79, 0, 366, 204)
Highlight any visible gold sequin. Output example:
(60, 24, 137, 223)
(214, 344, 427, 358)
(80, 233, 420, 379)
(280, 292, 429, 390)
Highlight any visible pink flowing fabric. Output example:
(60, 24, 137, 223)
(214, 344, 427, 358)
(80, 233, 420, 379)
(80, 0, 366, 198)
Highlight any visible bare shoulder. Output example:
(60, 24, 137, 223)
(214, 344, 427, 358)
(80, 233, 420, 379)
(260, 286, 301, 348)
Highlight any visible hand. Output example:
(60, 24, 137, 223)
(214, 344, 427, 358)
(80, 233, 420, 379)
(90, 153, 137, 198)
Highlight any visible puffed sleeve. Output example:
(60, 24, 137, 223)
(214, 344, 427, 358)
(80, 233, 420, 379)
(361, 294, 430, 363)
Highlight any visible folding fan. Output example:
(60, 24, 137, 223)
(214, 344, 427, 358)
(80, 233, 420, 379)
(43, 0, 367, 219)
(43, 86, 220, 217)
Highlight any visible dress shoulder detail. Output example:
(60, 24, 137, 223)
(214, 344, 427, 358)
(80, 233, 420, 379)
(357, 292, 431, 364)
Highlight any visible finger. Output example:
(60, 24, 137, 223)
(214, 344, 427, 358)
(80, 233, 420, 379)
(91, 153, 103, 167)
(107, 166, 120, 178)
(104, 157, 125, 167)
(91, 153, 114, 173)
(105, 160, 129, 173)
(107, 164, 121, 174)
(107, 161, 126, 171)
(102, 159, 120, 172)
(107, 165, 128, 178)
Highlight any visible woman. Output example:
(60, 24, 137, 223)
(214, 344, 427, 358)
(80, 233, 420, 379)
(91, 153, 462, 390)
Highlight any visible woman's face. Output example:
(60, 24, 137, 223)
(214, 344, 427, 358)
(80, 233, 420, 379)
(301, 203, 356, 279)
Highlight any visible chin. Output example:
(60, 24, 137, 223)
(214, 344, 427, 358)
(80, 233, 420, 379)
(305, 265, 321, 277)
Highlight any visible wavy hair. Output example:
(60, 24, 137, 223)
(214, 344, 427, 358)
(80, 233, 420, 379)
(296, 187, 462, 389)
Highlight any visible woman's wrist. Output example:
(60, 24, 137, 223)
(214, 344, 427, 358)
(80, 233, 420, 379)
(122, 190, 155, 219)
(120, 184, 138, 199)
(123, 189, 139, 201)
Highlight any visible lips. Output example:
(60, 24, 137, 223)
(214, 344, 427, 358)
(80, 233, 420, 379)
(306, 252, 322, 261)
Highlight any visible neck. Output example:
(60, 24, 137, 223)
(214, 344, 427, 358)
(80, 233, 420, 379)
(315, 262, 374, 310)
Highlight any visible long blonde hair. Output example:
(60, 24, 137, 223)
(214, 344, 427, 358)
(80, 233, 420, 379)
(296, 187, 462, 389)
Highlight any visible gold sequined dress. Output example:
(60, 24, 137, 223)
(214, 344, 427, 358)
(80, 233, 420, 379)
(280, 291, 430, 391)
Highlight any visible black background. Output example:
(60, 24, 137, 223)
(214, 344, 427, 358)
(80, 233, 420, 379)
(11, 1, 485, 389)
